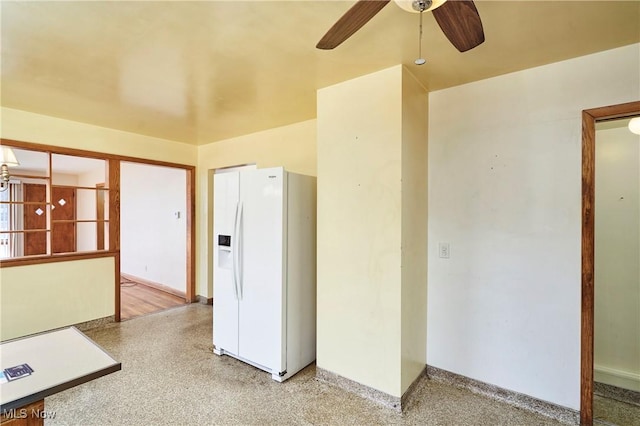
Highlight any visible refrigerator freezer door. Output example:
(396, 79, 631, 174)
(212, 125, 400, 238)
(213, 172, 240, 356)
(238, 168, 286, 373)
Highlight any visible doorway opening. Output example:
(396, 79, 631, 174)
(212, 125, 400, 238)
(581, 100, 640, 425)
(119, 161, 190, 320)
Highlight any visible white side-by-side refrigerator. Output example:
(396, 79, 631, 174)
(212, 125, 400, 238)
(213, 167, 316, 382)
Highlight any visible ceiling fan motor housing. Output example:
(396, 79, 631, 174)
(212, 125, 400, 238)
(413, 0, 432, 13)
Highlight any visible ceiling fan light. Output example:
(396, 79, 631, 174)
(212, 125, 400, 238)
(394, 0, 447, 14)
(628, 117, 640, 135)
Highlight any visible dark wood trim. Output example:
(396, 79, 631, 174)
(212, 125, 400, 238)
(0, 229, 48, 234)
(0, 201, 52, 205)
(8, 173, 50, 180)
(96, 183, 106, 251)
(47, 153, 52, 254)
(108, 160, 121, 322)
(0, 250, 118, 268)
(52, 184, 110, 191)
(71, 186, 77, 252)
(52, 219, 108, 224)
(580, 100, 640, 426)
(583, 101, 640, 121)
(581, 109, 595, 426)
(114, 252, 121, 322)
(186, 167, 196, 303)
(108, 160, 120, 253)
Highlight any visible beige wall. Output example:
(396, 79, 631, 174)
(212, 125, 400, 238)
(400, 67, 428, 393)
(196, 119, 317, 298)
(0, 257, 115, 341)
(427, 43, 639, 409)
(2, 107, 197, 164)
(317, 65, 427, 397)
(1, 107, 196, 339)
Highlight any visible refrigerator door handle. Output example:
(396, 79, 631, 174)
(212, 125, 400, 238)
(232, 201, 240, 301)
(238, 202, 244, 300)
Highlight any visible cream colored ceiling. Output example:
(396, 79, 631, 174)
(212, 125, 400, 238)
(1, 1, 639, 145)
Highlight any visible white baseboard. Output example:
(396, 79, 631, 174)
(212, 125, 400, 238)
(594, 364, 640, 392)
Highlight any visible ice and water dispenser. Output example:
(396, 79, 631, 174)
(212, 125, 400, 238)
(218, 235, 233, 269)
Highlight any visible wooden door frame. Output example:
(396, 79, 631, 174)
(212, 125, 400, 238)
(116, 162, 195, 309)
(580, 100, 640, 425)
(96, 183, 105, 251)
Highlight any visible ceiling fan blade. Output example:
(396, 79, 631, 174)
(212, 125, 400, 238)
(432, 0, 485, 52)
(316, 0, 391, 50)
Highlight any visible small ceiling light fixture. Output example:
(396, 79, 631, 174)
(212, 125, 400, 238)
(415, 2, 427, 65)
(393, 0, 446, 14)
(628, 117, 640, 135)
(0, 147, 20, 192)
(394, 0, 446, 66)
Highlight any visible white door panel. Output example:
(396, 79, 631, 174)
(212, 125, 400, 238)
(238, 168, 285, 372)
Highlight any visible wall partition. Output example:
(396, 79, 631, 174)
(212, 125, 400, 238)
(0, 139, 195, 340)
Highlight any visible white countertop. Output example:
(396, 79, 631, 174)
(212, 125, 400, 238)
(0, 327, 120, 410)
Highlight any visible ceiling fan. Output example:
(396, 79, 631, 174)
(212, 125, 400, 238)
(316, 0, 484, 53)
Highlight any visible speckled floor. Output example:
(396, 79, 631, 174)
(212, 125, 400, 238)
(46, 304, 565, 425)
(594, 395, 640, 426)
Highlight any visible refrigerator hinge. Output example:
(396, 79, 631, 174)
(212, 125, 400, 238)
(279, 370, 287, 377)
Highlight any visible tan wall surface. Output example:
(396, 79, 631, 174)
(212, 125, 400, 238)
(196, 119, 317, 298)
(1, 257, 115, 341)
(2, 107, 197, 165)
(400, 67, 428, 394)
(427, 43, 639, 409)
(317, 65, 403, 397)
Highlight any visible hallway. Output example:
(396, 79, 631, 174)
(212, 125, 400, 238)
(120, 276, 186, 320)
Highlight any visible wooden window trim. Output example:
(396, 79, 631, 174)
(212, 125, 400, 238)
(96, 183, 105, 251)
(9, 173, 50, 180)
(1, 229, 49, 234)
(0, 138, 197, 322)
(53, 184, 110, 191)
(0, 250, 118, 267)
(0, 201, 52, 206)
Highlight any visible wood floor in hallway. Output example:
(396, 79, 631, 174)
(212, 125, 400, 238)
(120, 277, 186, 321)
